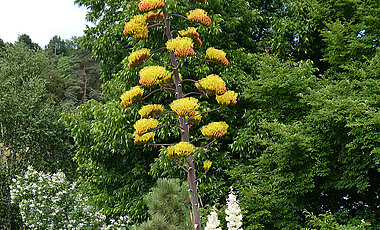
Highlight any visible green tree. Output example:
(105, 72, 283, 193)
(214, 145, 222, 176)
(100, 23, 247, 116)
(46, 35, 67, 55)
(16, 34, 41, 50)
(0, 43, 76, 229)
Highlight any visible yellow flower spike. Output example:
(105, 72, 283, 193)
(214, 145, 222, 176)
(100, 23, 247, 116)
(178, 27, 202, 49)
(139, 66, 171, 87)
(133, 132, 155, 144)
(123, 15, 149, 39)
(128, 48, 151, 69)
(133, 118, 159, 135)
(139, 104, 164, 118)
(200, 121, 229, 139)
(145, 12, 164, 23)
(138, 0, 164, 13)
(203, 160, 212, 171)
(206, 47, 229, 66)
(120, 86, 144, 107)
(216, 90, 238, 106)
(187, 9, 212, 26)
(166, 37, 194, 57)
(196, 74, 227, 95)
(167, 142, 196, 158)
(170, 97, 199, 117)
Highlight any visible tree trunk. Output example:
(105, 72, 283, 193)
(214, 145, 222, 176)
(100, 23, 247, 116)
(162, 6, 202, 230)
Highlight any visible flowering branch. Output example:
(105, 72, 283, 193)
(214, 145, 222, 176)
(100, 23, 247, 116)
(188, 106, 224, 120)
(173, 157, 188, 173)
(170, 14, 189, 21)
(194, 53, 213, 63)
(140, 87, 176, 101)
(184, 92, 206, 97)
(151, 46, 167, 54)
(190, 137, 209, 143)
(193, 138, 217, 158)
(147, 143, 173, 146)
(147, 23, 164, 29)
(195, 170, 209, 183)
(150, 123, 180, 132)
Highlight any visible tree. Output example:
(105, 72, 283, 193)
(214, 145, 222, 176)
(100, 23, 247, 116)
(46, 35, 67, 56)
(0, 42, 75, 229)
(16, 34, 41, 50)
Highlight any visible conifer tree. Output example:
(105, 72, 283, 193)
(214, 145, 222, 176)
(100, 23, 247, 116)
(119, 0, 237, 229)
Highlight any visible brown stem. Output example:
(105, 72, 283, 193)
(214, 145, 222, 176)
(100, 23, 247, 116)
(188, 106, 224, 120)
(150, 124, 180, 132)
(173, 157, 188, 173)
(170, 14, 189, 21)
(163, 5, 202, 230)
(148, 23, 165, 29)
(190, 137, 209, 143)
(193, 138, 217, 158)
(194, 53, 213, 63)
(139, 87, 176, 102)
(195, 170, 209, 183)
(151, 46, 167, 54)
(148, 143, 173, 147)
(184, 92, 206, 97)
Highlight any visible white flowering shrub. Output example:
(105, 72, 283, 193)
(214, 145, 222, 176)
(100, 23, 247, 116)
(204, 188, 243, 230)
(204, 208, 222, 230)
(10, 166, 129, 229)
(225, 189, 243, 230)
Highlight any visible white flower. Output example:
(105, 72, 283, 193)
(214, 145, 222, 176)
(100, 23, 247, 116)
(205, 208, 222, 230)
(225, 188, 243, 230)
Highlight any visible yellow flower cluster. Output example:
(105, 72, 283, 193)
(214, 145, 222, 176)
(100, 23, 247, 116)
(120, 86, 144, 107)
(139, 104, 164, 118)
(128, 48, 150, 69)
(123, 15, 149, 39)
(133, 118, 158, 144)
(196, 74, 227, 95)
(145, 12, 164, 23)
(133, 132, 155, 144)
(166, 37, 195, 57)
(178, 27, 202, 49)
(206, 47, 229, 66)
(200, 121, 229, 139)
(167, 142, 196, 158)
(133, 118, 159, 135)
(159, 72, 182, 88)
(216, 90, 238, 106)
(139, 66, 171, 87)
(138, 0, 164, 13)
(203, 160, 212, 171)
(187, 9, 212, 26)
(170, 97, 199, 117)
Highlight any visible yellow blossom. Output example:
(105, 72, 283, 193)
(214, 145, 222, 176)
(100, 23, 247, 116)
(167, 142, 196, 158)
(139, 104, 164, 118)
(139, 66, 171, 87)
(166, 37, 194, 57)
(203, 160, 212, 171)
(206, 47, 229, 66)
(178, 27, 202, 49)
(145, 12, 164, 23)
(200, 121, 229, 139)
(216, 90, 238, 106)
(196, 74, 227, 95)
(120, 86, 144, 107)
(123, 15, 148, 39)
(138, 0, 164, 13)
(128, 48, 150, 69)
(133, 132, 155, 144)
(170, 97, 199, 117)
(133, 118, 159, 135)
(187, 9, 212, 26)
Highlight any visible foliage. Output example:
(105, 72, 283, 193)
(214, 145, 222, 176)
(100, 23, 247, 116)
(137, 178, 191, 230)
(60, 100, 156, 223)
(10, 166, 130, 229)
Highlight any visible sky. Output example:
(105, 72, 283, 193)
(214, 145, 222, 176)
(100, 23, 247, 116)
(0, 0, 89, 48)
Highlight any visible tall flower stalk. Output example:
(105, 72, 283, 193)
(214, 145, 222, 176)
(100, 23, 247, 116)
(120, 1, 237, 229)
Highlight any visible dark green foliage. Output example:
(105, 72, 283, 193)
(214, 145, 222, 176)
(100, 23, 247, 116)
(60, 100, 156, 223)
(137, 178, 191, 230)
(16, 34, 41, 50)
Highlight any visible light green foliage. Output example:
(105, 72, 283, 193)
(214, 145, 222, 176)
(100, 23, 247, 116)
(137, 178, 191, 230)
(60, 100, 155, 223)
